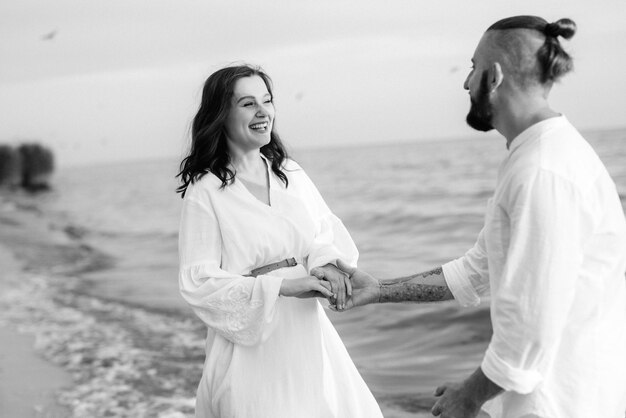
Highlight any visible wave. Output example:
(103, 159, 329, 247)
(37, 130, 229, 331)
(60, 221, 177, 242)
(1, 270, 203, 417)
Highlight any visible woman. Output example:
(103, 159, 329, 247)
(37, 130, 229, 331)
(177, 65, 383, 418)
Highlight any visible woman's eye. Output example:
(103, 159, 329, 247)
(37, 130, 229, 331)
(264, 99, 273, 104)
(243, 102, 254, 107)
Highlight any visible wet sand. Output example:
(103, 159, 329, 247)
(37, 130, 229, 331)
(0, 238, 72, 417)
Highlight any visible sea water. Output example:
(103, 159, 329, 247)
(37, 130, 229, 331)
(14, 129, 626, 417)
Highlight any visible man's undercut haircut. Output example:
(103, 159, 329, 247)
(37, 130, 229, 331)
(487, 15, 576, 87)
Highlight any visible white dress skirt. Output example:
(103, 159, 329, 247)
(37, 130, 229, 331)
(178, 157, 383, 418)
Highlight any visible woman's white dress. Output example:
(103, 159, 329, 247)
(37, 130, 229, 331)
(178, 157, 383, 418)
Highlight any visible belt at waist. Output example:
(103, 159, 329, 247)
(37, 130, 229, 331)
(247, 258, 299, 277)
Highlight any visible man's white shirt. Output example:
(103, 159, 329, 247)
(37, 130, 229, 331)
(443, 116, 626, 418)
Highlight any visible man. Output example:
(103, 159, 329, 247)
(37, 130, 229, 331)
(314, 15, 626, 418)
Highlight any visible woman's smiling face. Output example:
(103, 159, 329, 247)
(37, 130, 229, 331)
(224, 75, 275, 153)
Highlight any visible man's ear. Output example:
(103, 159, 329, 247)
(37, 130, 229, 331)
(489, 62, 504, 92)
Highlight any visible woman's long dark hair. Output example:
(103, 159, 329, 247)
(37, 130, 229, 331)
(176, 65, 289, 197)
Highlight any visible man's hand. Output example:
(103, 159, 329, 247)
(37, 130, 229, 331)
(431, 380, 481, 418)
(331, 259, 380, 310)
(431, 367, 502, 418)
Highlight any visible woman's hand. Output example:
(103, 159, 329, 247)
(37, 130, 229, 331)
(279, 276, 334, 299)
(310, 263, 352, 310)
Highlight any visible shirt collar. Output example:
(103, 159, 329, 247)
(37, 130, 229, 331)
(507, 115, 567, 154)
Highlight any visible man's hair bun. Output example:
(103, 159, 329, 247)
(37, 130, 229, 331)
(545, 19, 576, 40)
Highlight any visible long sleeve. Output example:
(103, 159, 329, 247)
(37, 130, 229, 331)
(443, 226, 490, 307)
(297, 170, 358, 270)
(178, 195, 283, 346)
(481, 169, 592, 394)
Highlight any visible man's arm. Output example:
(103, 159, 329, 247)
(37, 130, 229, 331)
(317, 224, 491, 310)
(378, 266, 454, 303)
(313, 260, 454, 310)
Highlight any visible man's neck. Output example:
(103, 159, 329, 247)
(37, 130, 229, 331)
(494, 95, 560, 148)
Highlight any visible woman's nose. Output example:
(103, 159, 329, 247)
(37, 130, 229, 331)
(255, 109, 267, 118)
(256, 103, 271, 116)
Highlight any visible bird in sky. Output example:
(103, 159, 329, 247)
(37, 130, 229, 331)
(41, 30, 58, 41)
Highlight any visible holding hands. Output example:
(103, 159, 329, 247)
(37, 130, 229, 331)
(311, 260, 380, 311)
(311, 262, 352, 310)
(279, 259, 375, 305)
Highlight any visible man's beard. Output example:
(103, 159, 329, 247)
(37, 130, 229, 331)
(466, 71, 494, 132)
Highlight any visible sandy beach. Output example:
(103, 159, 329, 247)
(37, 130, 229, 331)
(0, 207, 72, 417)
(0, 315, 72, 418)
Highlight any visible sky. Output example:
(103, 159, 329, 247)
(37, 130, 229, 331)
(1, 0, 625, 167)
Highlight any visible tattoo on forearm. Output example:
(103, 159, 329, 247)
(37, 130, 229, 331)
(378, 267, 451, 303)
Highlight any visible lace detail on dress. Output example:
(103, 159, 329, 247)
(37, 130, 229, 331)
(209, 282, 266, 345)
